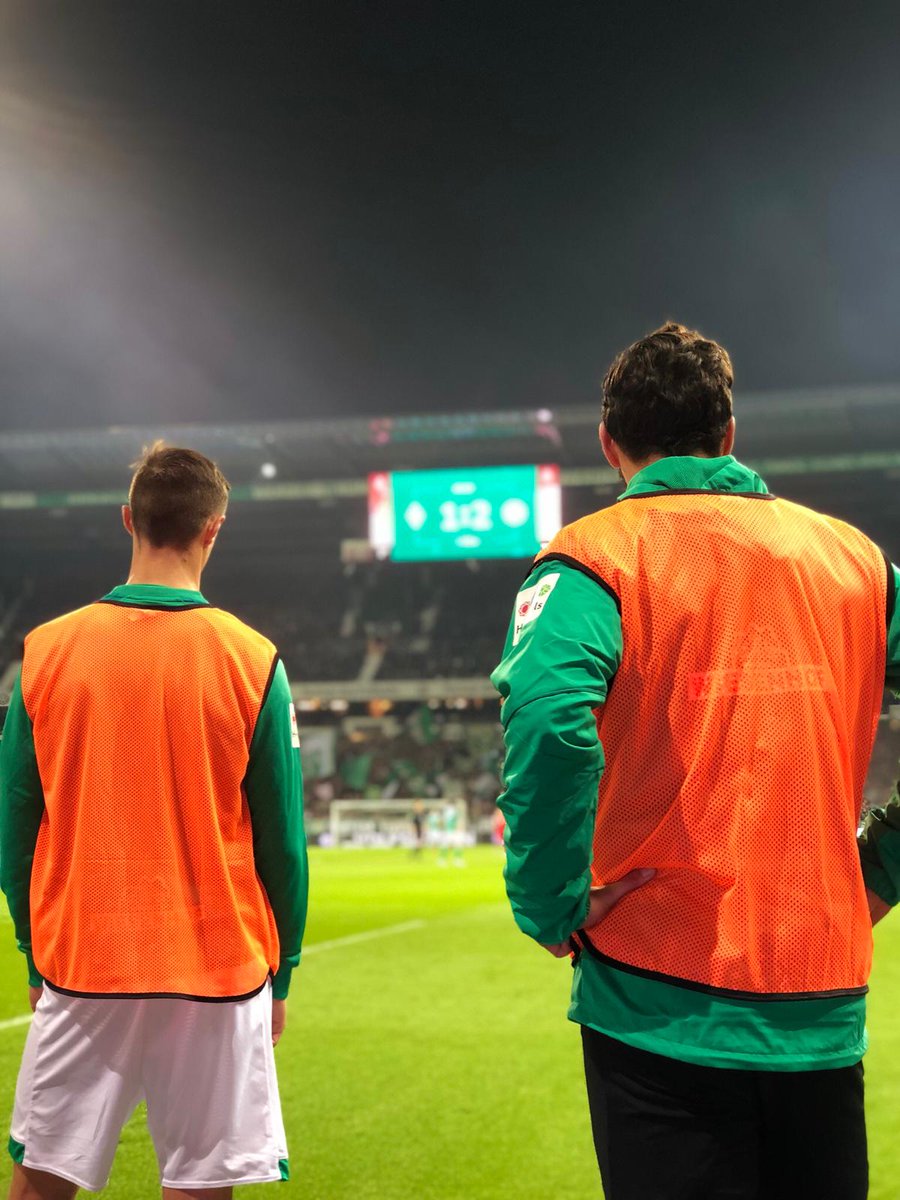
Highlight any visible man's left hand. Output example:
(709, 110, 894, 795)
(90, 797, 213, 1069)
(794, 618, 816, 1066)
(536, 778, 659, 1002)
(541, 940, 575, 959)
(867, 887, 892, 926)
(540, 868, 656, 958)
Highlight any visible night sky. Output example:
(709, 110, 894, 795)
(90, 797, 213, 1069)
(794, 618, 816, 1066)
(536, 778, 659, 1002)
(1, 1, 899, 431)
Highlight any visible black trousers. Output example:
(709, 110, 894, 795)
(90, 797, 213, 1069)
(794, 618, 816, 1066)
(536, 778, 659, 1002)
(582, 1027, 868, 1200)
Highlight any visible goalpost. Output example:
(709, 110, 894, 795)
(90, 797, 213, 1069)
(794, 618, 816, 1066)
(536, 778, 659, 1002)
(328, 798, 467, 848)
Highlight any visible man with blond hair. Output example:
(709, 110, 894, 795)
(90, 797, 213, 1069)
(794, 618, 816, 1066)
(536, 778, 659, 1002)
(1, 442, 308, 1198)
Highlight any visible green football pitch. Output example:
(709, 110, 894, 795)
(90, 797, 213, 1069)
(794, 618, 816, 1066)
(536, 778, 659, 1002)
(2, 846, 900, 1199)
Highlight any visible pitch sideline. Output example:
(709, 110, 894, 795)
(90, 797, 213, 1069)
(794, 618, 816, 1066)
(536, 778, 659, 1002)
(0, 918, 428, 1033)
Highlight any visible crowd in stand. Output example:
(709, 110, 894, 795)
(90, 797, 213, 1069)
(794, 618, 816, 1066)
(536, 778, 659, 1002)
(239, 560, 521, 683)
(302, 708, 504, 822)
(2, 560, 897, 826)
(864, 718, 900, 812)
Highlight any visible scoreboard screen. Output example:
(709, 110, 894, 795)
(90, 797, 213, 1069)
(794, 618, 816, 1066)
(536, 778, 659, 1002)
(368, 464, 562, 562)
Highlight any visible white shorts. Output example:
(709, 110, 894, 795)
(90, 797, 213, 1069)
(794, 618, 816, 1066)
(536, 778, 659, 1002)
(10, 982, 288, 1192)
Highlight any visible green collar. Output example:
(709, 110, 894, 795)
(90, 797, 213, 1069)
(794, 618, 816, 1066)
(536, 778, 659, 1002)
(101, 584, 209, 609)
(619, 455, 769, 500)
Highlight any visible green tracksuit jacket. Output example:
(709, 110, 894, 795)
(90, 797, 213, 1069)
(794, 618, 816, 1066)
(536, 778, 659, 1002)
(492, 456, 900, 1070)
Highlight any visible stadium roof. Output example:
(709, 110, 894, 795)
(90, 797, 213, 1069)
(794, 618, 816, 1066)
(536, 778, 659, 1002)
(0, 384, 898, 499)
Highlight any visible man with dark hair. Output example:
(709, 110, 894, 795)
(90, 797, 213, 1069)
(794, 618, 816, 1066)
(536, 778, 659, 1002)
(0, 443, 308, 1199)
(127, 440, 232, 550)
(492, 323, 900, 1199)
(602, 321, 734, 458)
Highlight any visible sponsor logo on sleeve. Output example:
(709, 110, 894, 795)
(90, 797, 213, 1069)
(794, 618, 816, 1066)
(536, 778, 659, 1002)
(512, 572, 560, 645)
(289, 703, 301, 749)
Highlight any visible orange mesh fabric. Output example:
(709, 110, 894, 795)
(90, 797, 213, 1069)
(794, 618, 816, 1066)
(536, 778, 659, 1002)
(21, 602, 280, 997)
(540, 493, 888, 997)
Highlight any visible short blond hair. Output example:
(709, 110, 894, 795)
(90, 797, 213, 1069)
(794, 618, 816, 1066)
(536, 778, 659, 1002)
(128, 441, 230, 550)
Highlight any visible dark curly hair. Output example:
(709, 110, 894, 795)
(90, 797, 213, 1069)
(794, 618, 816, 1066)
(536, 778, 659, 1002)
(602, 322, 734, 460)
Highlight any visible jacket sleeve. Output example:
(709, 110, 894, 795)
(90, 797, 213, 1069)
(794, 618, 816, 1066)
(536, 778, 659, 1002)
(858, 562, 900, 905)
(0, 671, 46, 986)
(244, 658, 309, 999)
(490, 560, 622, 945)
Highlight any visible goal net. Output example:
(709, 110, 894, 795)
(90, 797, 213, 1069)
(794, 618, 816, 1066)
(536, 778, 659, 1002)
(328, 799, 468, 848)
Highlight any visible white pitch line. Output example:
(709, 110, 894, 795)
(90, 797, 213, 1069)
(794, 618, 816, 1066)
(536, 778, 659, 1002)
(303, 919, 425, 955)
(0, 920, 427, 1033)
(0, 1014, 31, 1032)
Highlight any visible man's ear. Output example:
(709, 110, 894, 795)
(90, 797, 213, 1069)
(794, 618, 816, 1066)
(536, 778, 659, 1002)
(599, 423, 622, 472)
(721, 416, 736, 456)
(122, 505, 135, 536)
(203, 514, 226, 549)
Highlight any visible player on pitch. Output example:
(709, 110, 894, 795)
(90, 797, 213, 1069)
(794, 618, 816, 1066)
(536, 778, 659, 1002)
(493, 324, 900, 1199)
(0, 443, 308, 1198)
